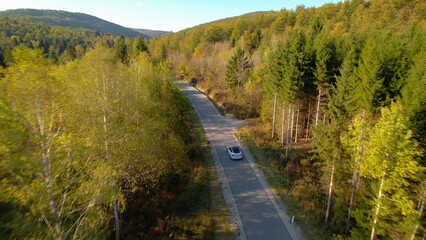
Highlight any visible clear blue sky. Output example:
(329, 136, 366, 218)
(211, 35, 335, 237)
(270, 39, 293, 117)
(0, 0, 341, 32)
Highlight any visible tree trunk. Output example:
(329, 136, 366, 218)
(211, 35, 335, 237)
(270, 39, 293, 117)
(290, 106, 295, 151)
(325, 160, 335, 223)
(37, 109, 64, 240)
(315, 89, 321, 127)
(281, 104, 285, 144)
(42, 143, 64, 240)
(345, 170, 358, 236)
(313, 89, 321, 149)
(295, 102, 299, 143)
(305, 102, 311, 142)
(411, 186, 425, 240)
(285, 104, 291, 160)
(371, 168, 386, 240)
(113, 199, 120, 240)
(272, 92, 277, 139)
(103, 106, 119, 240)
(302, 100, 307, 142)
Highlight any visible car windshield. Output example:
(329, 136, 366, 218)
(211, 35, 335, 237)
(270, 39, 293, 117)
(232, 147, 240, 153)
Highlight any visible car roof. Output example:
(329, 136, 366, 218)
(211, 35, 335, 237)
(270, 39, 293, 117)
(227, 145, 239, 148)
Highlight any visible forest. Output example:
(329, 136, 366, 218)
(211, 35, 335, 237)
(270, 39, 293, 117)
(0, 18, 230, 238)
(0, 9, 144, 38)
(0, 0, 425, 239)
(148, 0, 425, 239)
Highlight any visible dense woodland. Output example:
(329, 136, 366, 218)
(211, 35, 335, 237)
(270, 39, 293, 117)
(0, 19, 219, 239)
(149, 0, 425, 239)
(0, 9, 144, 38)
(0, 15, 143, 66)
(0, 0, 425, 239)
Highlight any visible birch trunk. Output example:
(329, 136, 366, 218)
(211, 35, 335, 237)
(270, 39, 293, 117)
(345, 170, 358, 235)
(285, 104, 291, 160)
(103, 106, 120, 240)
(289, 107, 295, 151)
(37, 108, 64, 240)
(325, 160, 335, 223)
(305, 102, 311, 142)
(410, 186, 425, 240)
(272, 92, 277, 139)
(281, 104, 285, 144)
(295, 102, 299, 143)
(302, 101, 307, 142)
(370, 168, 386, 240)
(313, 89, 321, 150)
(42, 142, 64, 240)
(315, 89, 321, 127)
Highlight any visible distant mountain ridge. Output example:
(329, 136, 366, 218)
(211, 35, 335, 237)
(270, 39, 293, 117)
(0, 9, 164, 39)
(131, 28, 171, 38)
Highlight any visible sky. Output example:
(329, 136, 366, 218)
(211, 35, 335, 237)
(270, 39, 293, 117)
(0, 0, 341, 32)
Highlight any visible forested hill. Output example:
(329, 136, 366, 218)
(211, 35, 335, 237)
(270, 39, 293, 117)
(148, 0, 426, 239)
(132, 28, 171, 38)
(0, 9, 146, 38)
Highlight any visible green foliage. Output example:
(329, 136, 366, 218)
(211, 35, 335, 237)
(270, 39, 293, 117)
(225, 47, 252, 92)
(0, 15, 118, 65)
(0, 9, 143, 38)
(135, 34, 148, 53)
(115, 39, 129, 64)
(149, 1, 426, 238)
(230, 17, 249, 42)
(348, 103, 423, 239)
(250, 27, 262, 51)
(401, 51, 426, 159)
(0, 46, 113, 239)
(204, 25, 227, 43)
(5, 0, 420, 238)
(271, 10, 296, 34)
(0, 42, 200, 238)
(266, 31, 307, 104)
(313, 33, 337, 96)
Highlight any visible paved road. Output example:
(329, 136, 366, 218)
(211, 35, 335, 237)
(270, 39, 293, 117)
(180, 82, 303, 240)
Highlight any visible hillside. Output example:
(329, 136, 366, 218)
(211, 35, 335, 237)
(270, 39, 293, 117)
(0, 9, 147, 38)
(132, 28, 171, 38)
(149, 0, 426, 239)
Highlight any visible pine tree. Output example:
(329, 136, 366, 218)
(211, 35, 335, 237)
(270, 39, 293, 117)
(354, 37, 384, 114)
(401, 51, 426, 164)
(115, 39, 129, 64)
(251, 27, 262, 50)
(135, 34, 148, 53)
(225, 47, 252, 93)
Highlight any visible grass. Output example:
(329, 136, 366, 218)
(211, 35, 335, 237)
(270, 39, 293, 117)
(236, 122, 333, 240)
(189, 108, 235, 240)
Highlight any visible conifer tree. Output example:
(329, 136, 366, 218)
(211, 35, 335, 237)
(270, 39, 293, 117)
(225, 47, 252, 93)
(251, 27, 262, 50)
(401, 52, 426, 161)
(115, 39, 129, 64)
(135, 34, 148, 53)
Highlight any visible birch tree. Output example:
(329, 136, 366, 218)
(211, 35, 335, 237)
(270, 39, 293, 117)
(62, 46, 129, 239)
(0, 46, 112, 239)
(350, 103, 422, 240)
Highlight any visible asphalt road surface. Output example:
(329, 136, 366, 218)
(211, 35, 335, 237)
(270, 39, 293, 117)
(180, 82, 303, 240)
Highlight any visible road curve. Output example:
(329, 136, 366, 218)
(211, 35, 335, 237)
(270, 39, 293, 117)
(179, 82, 304, 240)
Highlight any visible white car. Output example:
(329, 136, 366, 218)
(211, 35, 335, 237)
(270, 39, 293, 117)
(227, 145, 243, 160)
